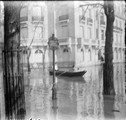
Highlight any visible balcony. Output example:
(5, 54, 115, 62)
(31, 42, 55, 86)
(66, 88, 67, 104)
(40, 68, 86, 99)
(59, 14, 69, 21)
(77, 38, 82, 48)
(91, 39, 97, 45)
(100, 19, 105, 25)
(87, 18, 93, 24)
(20, 16, 28, 22)
(59, 37, 71, 46)
(113, 26, 123, 31)
(32, 16, 44, 22)
(84, 38, 90, 45)
(101, 40, 105, 45)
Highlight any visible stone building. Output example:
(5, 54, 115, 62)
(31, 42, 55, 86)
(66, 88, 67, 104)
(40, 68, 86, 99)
(20, 1, 49, 67)
(47, 1, 125, 68)
(20, 1, 125, 68)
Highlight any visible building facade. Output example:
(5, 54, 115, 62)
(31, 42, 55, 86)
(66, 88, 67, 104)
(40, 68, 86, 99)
(20, 1, 125, 68)
(20, 1, 49, 67)
(47, 1, 125, 68)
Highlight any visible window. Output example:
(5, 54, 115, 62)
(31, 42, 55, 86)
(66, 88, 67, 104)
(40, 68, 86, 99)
(34, 26, 43, 39)
(62, 25, 68, 38)
(113, 33, 115, 43)
(100, 13, 104, 21)
(96, 10, 98, 20)
(63, 48, 69, 53)
(80, 26, 84, 38)
(59, 5, 68, 16)
(32, 6, 44, 21)
(88, 9, 92, 18)
(21, 27, 28, 39)
(116, 19, 118, 27)
(35, 49, 43, 54)
(20, 7, 28, 21)
(116, 33, 118, 43)
(119, 21, 122, 28)
(59, 5, 69, 21)
(79, 7, 83, 16)
(101, 30, 104, 40)
(120, 34, 122, 44)
(96, 28, 98, 39)
(88, 27, 92, 39)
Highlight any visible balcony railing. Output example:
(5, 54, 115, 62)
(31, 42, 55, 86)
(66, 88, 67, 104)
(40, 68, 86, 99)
(59, 38, 68, 43)
(84, 39, 89, 43)
(87, 18, 93, 23)
(20, 16, 28, 22)
(32, 16, 44, 21)
(101, 40, 105, 45)
(100, 20, 105, 25)
(113, 26, 123, 31)
(92, 39, 97, 44)
(59, 14, 69, 21)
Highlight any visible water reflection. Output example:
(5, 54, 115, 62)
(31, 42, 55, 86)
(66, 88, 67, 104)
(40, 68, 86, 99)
(103, 63, 126, 120)
(1, 63, 125, 120)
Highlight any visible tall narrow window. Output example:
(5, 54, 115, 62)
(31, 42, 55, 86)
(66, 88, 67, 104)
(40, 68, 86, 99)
(88, 9, 92, 18)
(34, 26, 43, 39)
(20, 7, 28, 21)
(116, 33, 118, 43)
(116, 19, 118, 27)
(21, 27, 28, 39)
(120, 34, 122, 44)
(32, 6, 44, 21)
(80, 26, 84, 38)
(101, 30, 104, 40)
(100, 13, 104, 21)
(88, 27, 92, 39)
(96, 10, 98, 20)
(96, 28, 98, 39)
(62, 25, 68, 38)
(119, 21, 122, 28)
(59, 5, 68, 16)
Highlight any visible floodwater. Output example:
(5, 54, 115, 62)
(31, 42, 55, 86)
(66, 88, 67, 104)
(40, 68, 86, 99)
(0, 63, 126, 120)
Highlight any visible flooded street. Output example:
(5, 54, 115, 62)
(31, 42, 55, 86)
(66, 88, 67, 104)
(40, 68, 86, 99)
(0, 63, 126, 120)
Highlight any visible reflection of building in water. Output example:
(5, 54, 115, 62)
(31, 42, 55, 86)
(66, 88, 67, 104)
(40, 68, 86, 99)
(76, 66, 104, 119)
(113, 63, 126, 118)
(114, 64, 125, 100)
(26, 82, 51, 120)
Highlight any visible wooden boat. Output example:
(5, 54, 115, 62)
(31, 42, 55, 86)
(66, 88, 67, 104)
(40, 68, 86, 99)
(49, 70, 87, 77)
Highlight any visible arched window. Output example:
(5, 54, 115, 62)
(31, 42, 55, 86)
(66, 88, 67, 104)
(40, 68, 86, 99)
(35, 49, 43, 54)
(63, 48, 69, 53)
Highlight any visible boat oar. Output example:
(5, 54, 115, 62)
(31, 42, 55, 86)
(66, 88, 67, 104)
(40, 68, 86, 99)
(57, 71, 67, 77)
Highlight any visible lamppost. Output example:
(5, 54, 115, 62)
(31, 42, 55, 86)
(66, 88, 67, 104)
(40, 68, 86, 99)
(48, 34, 59, 100)
(48, 2, 59, 100)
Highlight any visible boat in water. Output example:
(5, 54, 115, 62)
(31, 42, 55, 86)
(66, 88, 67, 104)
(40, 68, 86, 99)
(49, 70, 87, 77)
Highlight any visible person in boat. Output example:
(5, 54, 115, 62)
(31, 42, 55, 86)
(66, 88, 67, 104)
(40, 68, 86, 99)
(71, 65, 79, 72)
